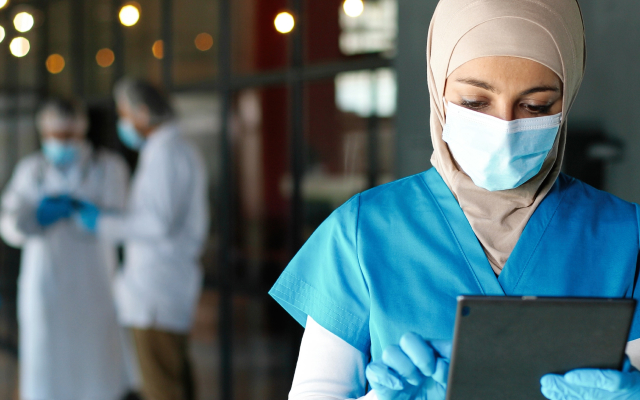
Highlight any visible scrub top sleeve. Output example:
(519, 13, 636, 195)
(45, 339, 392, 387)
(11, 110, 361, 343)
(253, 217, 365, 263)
(269, 195, 371, 353)
(630, 204, 640, 341)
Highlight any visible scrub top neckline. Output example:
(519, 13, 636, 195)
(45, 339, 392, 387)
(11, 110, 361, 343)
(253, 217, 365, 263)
(422, 168, 566, 295)
(497, 174, 567, 293)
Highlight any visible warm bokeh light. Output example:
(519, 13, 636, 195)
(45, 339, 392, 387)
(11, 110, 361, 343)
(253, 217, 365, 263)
(96, 48, 115, 67)
(0, 26, 4, 43)
(46, 54, 65, 74)
(10, 37, 30, 57)
(119, 3, 140, 27)
(14, 12, 34, 33)
(343, 0, 364, 17)
(152, 40, 164, 59)
(274, 12, 294, 34)
(0, 0, 8, 10)
(194, 33, 213, 51)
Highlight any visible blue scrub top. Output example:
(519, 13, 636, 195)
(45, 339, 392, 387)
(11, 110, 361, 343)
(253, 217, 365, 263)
(269, 169, 640, 360)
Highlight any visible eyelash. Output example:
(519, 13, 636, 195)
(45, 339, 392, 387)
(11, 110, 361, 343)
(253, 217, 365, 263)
(460, 100, 488, 110)
(459, 100, 554, 115)
(521, 103, 553, 114)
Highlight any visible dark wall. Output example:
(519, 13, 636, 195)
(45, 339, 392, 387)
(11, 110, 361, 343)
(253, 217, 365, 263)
(394, 0, 437, 178)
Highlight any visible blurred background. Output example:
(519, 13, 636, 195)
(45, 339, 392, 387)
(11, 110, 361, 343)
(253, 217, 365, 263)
(0, 0, 636, 399)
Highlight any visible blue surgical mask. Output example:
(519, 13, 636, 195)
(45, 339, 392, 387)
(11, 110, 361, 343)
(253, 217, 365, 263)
(42, 139, 80, 167)
(442, 101, 562, 191)
(117, 119, 145, 151)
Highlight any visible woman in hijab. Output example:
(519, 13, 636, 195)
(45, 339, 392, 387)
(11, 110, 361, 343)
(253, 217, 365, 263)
(270, 0, 640, 399)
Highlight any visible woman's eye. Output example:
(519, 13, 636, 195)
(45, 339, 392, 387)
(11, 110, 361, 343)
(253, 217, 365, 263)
(460, 100, 488, 110)
(521, 103, 552, 114)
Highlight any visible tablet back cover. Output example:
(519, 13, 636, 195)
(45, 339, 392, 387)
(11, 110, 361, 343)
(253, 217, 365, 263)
(446, 297, 635, 400)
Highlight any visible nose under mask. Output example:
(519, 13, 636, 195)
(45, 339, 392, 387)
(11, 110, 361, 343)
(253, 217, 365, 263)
(442, 101, 562, 192)
(42, 140, 80, 167)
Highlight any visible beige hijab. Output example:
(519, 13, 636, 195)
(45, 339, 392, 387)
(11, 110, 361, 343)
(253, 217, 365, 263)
(427, 0, 586, 274)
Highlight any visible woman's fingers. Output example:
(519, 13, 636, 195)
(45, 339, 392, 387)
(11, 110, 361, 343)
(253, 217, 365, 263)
(366, 361, 404, 391)
(540, 373, 604, 400)
(432, 358, 449, 387)
(540, 374, 581, 400)
(373, 332, 452, 396)
(382, 345, 424, 386)
(430, 340, 452, 360)
(424, 378, 448, 400)
(399, 332, 437, 377)
(564, 369, 640, 392)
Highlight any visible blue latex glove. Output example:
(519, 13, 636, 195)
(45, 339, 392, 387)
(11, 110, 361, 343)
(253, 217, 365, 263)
(366, 333, 451, 400)
(36, 195, 74, 227)
(75, 201, 101, 233)
(541, 369, 640, 400)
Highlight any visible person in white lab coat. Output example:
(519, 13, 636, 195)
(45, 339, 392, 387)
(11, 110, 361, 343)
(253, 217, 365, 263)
(77, 79, 209, 400)
(0, 99, 131, 400)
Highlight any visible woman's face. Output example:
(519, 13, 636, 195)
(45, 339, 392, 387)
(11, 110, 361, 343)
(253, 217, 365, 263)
(443, 56, 563, 121)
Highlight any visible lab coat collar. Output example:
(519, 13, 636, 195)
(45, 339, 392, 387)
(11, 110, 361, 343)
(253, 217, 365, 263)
(145, 122, 179, 146)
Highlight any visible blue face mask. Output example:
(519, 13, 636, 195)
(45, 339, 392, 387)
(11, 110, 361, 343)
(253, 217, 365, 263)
(42, 140, 80, 167)
(442, 101, 562, 191)
(117, 119, 145, 151)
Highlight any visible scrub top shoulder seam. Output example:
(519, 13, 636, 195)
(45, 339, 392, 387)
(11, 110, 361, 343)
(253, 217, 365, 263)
(511, 177, 569, 292)
(420, 170, 486, 295)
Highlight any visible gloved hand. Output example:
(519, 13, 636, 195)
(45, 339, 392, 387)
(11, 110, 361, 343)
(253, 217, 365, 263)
(541, 369, 640, 400)
(366, 333, 451, 400)
(75, 201, 101, 233)
(36, 195, 74, 227)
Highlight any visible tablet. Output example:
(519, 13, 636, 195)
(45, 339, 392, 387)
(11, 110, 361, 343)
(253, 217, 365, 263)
(446, 296, 636, 400)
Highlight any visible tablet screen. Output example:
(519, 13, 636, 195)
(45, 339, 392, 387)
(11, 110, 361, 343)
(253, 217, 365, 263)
(446, 296, 635, 400)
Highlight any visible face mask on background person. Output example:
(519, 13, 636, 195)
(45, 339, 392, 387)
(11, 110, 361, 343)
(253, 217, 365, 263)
(442, 101, 562, 192)
(42, 139, 80, 167)
(117, 119, 145, 151)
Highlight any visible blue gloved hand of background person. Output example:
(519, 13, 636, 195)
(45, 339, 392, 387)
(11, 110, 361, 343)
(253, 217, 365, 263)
(75, 201, 100, 233)
(366, 333, 451, 400)
(541, 368, 640, 400)
(36, 195, 74, 227)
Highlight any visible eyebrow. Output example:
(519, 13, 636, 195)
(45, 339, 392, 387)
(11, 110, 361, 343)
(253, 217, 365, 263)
(519, 85, 561, 96)
(456, 78, 561, 97)
(456, 78, 498, 93)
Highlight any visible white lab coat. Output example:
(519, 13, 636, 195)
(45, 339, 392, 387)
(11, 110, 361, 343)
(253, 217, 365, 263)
(0, 143, 131, 400)
(99, 123, 209, 333)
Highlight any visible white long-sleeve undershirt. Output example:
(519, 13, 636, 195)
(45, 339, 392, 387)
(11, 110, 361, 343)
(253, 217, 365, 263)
(290, 316, 640, 400)
(289, 316, 377, 400)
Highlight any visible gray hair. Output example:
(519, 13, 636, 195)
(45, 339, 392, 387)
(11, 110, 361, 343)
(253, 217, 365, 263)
(113, 78, 174, 126)
(36, 98, 88, 135)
